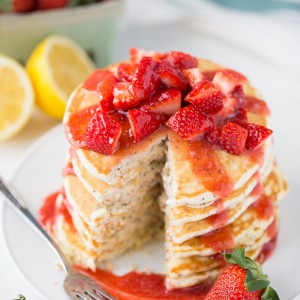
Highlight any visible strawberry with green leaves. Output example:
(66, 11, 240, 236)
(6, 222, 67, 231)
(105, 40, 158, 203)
(204, 248, 279, 300)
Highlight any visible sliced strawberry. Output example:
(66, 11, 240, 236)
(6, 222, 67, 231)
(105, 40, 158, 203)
(202, 70, 218, 81)
(145, 51, 167, 61)
(206, 120, 220, 145)
(128, 57, 160, 101)
(128, 110, 165, 142)
(65, 105, 99, 148)
(141, 88, 181, 114)
(13, 0, 35, 12)
(165, 51, 198, 69)
(230, 85, 246, 108)
(182, 68, 205, 87)
(234, 108, 248, 122)
(84, 109, 122, 155)
(83, 70, 114, 92)
(157, 61, 188, 91)
(206, 128, 220, 145)
(82, 70, 116, 113)
(215, 96, 239, 118)
(97, 74, 116, 112)
(37, 0, 68, 10)
(213, 69, 247, 94)
(219, 121, 248, 155)
(129, 48, 166, 63)
(185, 80, 224, 115)
(242, 122, 273, 151)
(118, 63, 138, 82)
(166, 105, 212, 140)
(113, 82, 141, 110)
(129, 48, 145, 63)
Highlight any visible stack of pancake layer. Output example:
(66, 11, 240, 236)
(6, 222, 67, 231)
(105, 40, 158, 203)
(46, 59, 288, 289)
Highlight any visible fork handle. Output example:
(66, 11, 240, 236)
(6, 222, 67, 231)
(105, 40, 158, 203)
(0, 176, 71, 272)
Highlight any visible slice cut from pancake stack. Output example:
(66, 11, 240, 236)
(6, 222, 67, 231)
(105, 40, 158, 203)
(40, 49, 288, 290)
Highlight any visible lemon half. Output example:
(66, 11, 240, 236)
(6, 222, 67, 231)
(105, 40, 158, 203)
(27, 35, 95, 119)
(0, 55, 34, 142)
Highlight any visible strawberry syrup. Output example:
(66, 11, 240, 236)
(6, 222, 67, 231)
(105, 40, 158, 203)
(200, 226, 235, 253)
(246, 96, 271, 116)
(250, 194, 274, 220)
(39, 192, 59, 231)
(75, 236, 277, 300)
(187, 139, 234, 199)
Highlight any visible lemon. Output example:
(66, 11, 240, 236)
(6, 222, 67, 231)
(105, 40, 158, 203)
(27, 35, 95, 119)
(0, 55, 34, 142)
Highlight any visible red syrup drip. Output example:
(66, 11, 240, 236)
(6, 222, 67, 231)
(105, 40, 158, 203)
(61, 162, 76, 177)
(39, 191, 75, 232)
(200, 226, 235, 253)
(250, 194, 275, 221)
(75, 266, 212, 300)
(246, 96, 271, 116)
(39, 192, 59, 231)
(206, 209, 230, 229)
(256, 235, 278, 265)
(266, 219, 277, 240)
(187, 139, 234, 199)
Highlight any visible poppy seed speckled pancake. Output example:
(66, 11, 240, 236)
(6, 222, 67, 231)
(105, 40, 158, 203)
(165, 141, 274, 227)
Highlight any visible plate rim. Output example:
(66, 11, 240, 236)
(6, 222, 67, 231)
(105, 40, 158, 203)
(1, 124, 63, 300)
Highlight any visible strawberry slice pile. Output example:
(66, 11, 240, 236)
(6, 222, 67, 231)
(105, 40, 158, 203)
(204, 248, 279, 300)
(166, 106, 212, 140)
(84, 109, 122, 155)
(65, 48, 273, 156)
(185, 80, 224, 115)
(128, 110, 165, 143)
(141, 88, 181, 115)
(218, 122, 248, 155)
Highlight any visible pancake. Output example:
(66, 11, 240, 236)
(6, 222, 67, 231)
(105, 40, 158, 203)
(63, 174, 162, 236)
(166, 144, 274, 227)
(163, 129, 272, 208)
(51, 189, 163, 269)
(167, 165, 287, 257)
(71, 151, 164, 208)
(168, 165, 283, 244)
(164, 163, 287, 289)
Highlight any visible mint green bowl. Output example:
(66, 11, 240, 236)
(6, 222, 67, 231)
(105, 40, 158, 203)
(0, 0, 124, 67)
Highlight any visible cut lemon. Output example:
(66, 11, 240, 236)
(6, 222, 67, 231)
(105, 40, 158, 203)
(0, 55, 34, 142)
(27, 35, 95, 119)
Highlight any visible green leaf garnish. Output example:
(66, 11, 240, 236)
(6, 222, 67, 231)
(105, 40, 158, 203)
(246, 279, 270, 291)
(262, 286, 280, 300)
(223, 248, 279, 300)
(232, 248, 246, 268)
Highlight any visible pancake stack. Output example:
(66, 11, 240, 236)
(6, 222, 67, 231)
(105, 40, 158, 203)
(41, 54, 288, 290)
(162, 137, 287, 288)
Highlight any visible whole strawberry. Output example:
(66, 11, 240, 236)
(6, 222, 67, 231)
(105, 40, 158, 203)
(37, 0, 69, 10)
(0, 0, 35, 12)
(204, 248, 279, 300)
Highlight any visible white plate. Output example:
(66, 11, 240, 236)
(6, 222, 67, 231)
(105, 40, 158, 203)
(2, 17, 300, 300)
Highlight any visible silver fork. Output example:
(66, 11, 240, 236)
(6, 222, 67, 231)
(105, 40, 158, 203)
(0, 177, 115, 300)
